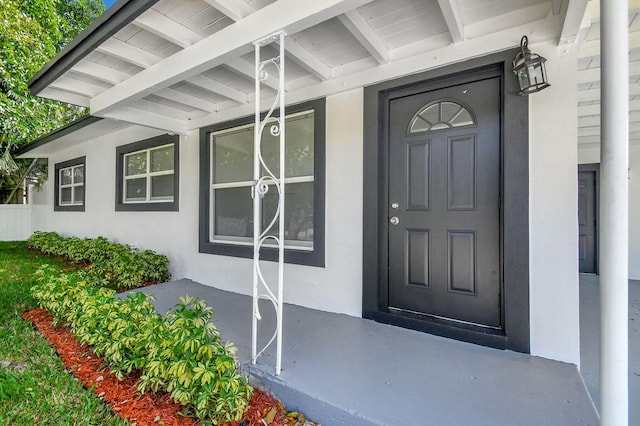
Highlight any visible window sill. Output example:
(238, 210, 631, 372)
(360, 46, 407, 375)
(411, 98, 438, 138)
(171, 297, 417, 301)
(198, 240, 324, 267)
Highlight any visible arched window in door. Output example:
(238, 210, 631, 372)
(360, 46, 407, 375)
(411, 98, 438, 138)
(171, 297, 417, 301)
(408, 100, 476, 134)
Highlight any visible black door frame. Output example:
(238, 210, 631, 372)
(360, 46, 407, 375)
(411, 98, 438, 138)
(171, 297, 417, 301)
(362, 49, 530, 353)
(578, 163, 600, 274)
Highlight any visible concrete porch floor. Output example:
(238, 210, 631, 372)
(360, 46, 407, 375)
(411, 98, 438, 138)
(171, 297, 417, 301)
(579, 274, 640, 425)
(127, 278, 622, 426)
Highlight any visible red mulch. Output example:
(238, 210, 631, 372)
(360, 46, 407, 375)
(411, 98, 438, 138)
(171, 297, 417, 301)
(23, 308, 291, 425)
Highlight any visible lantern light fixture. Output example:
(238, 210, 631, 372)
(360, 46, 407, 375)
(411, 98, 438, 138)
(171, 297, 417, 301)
(512, 35, 550, 95)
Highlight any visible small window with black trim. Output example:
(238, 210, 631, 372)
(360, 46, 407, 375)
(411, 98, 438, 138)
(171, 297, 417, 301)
(116, 134, 179, 212)
(54, 156, 85, 211)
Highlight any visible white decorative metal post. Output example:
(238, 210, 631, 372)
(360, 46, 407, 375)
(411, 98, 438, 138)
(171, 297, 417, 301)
(252, 31, 286, 375)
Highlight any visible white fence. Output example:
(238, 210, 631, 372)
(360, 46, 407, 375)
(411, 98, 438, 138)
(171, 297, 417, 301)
(0, 204, 31, 241)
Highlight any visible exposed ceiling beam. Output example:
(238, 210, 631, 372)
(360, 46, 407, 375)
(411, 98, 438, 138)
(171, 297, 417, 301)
(578, 83, 640, 103)
(577, 61, 640, 85)
(91, 0, 372, 115)
(579, 99, 640, 117)
(558, 0, 589, 45)
(578, 29, 640, 59)
(188, 15, 561, 130)
(133, 9, 203, 48)
(225, 57, 280, 91)
(579, 122, 640, 137)
(39, 87, 90, 107)
(436, 0, 464, 44)
(579, 110, 640, 127)
(72, 60, 132, 85)
(209, 0, 333, 80)
(463, 2, 552, 39)
(337, 10, 389, 64)
(95, 38, 163, 68)
(91, 0, 375, 115)
(186, 74, 248, 104)
(203, 0, 254, 21)
(131, 98, 194, 121)
(580, 139, 640, 148)
(101, 105, 187, 134)
(50, 76, 107, 97)
(276, 39, 331, 81)
(154, 87, 219, 112)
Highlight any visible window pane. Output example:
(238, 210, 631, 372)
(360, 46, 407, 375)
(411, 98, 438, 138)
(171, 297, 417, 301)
(214, 187, 252, 238)
(260, 113, 314, 178)
(451, 109, 474, 127)
(419, 104, 439, 125)
(441, 102, 461, 123)
(214, 127, 253, 184)
(150, 146, 174, 172)
(409, 116, 430, 134)
(125, 178, 147, 201)
(73, 186, 84, 204)
(60, 187, 72, 204)
(73, 166, 84, 184)
(60, 169, 72, 185)
(261, 182, 314, 242)
(126, 152, 147, 176)
(151, 174, 174, 200)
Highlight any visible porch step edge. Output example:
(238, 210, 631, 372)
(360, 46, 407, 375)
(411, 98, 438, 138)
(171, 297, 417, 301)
(242, 362, 379, 426)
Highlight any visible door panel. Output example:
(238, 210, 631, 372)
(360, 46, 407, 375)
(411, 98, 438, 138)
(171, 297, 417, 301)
(407, 229, 429, 287)
(448, 135, 476, 210)
(407, 141, 431, 210)
(448, 230, 476, 295)
(388, 77, 501, 328)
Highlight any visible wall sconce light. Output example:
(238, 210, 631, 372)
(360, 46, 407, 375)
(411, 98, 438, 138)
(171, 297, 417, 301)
(512, 35, 550, 95)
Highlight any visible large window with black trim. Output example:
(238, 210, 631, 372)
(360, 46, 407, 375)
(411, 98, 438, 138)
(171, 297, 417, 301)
(199, 99, 325, 267)
(115, 134, 179, 211)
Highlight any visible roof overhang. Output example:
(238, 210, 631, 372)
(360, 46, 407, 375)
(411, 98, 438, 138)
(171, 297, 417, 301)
(14, 116, 133, 158)
(26, 0, 637, 145)
(28, 0, 160, 96)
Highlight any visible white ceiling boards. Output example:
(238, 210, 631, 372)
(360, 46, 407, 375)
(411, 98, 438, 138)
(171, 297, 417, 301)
(28, 0, 639, 144)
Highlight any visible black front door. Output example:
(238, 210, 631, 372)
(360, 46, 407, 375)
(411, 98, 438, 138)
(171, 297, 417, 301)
(387, 77, 502, 328)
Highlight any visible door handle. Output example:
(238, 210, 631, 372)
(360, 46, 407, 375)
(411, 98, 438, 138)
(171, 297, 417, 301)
(390, 216, 399, 225)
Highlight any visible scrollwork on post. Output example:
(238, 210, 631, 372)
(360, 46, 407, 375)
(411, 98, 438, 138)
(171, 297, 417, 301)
(252, 31, 286, 375)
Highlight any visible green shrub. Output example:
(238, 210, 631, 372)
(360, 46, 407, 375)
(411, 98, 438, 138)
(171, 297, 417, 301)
(27, 231, 66, 257)
(64, 237, 93, 264)
(27, 232, 170, 290)
(30, 269, 251, 425)
(139, 295, 250, 423)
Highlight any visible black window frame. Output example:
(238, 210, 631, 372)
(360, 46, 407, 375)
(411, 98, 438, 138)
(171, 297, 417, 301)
(199, 98, 326, 267)
(115, 134, 179, 212)
(54, 156, 86, 212)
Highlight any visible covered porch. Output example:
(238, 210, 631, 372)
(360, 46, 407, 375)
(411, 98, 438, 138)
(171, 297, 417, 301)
(19, 0, 637, 422)
(124, 276, 640, 425)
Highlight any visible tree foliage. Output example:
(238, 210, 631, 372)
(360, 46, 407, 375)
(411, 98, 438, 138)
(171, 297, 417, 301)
(0, 0, 104, 202)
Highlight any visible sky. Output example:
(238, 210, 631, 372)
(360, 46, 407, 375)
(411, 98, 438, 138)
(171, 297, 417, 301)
(103, 0, 117, 9)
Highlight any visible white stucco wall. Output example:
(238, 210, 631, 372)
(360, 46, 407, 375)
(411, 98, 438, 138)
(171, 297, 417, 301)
(579, 144, 640, 280)
(180, 88, 365, 315)
(30, 89, 365, 317)
(29, 53, 585, 365)
(528, 44, 581, 365)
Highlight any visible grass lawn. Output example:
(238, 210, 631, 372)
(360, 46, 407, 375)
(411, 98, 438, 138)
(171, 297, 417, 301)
(0, 241, 126, 425)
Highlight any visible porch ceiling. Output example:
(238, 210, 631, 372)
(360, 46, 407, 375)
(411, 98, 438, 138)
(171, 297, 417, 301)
(28, 0, 638, 145)
(577, 0, 640, 148)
